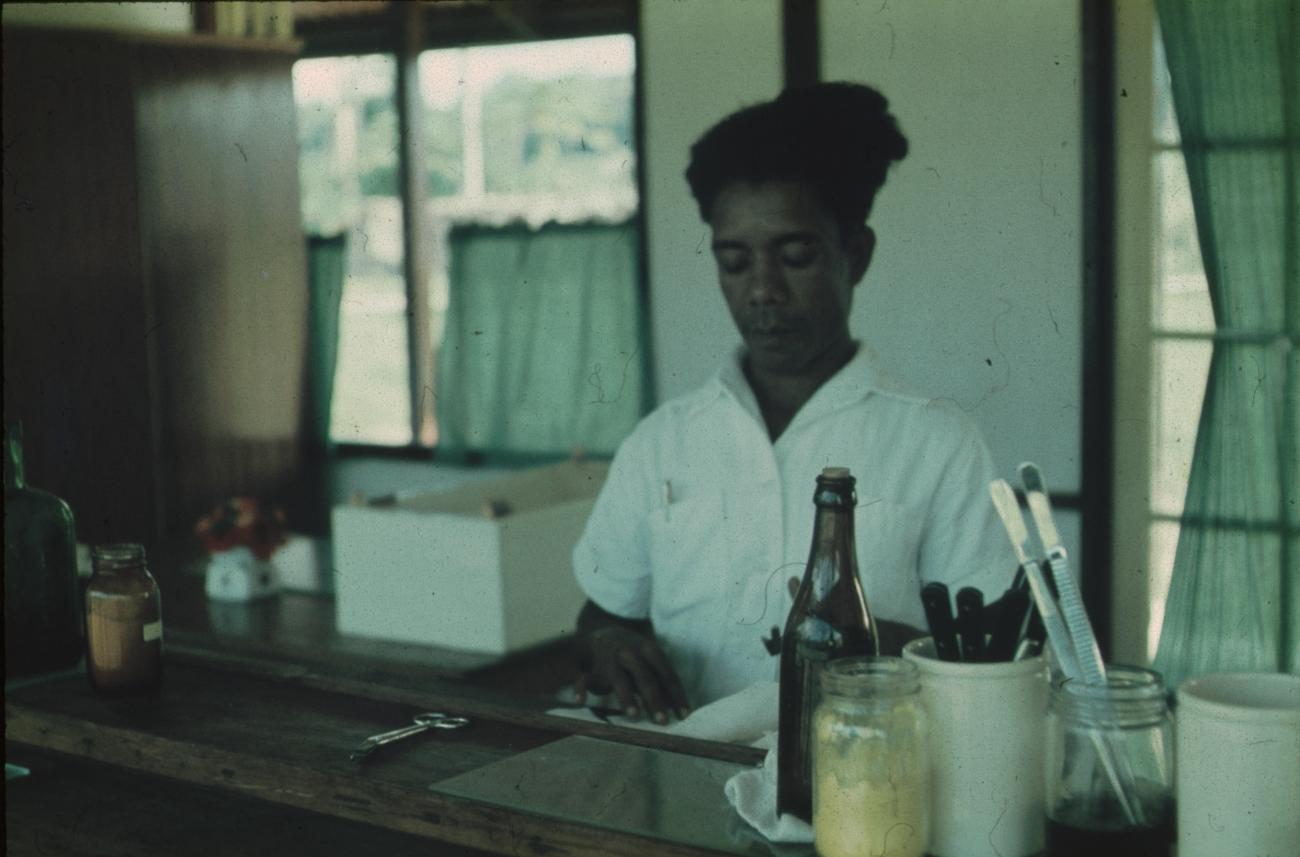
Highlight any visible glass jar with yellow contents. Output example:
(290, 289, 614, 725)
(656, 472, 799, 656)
(812, 656, 929, 857)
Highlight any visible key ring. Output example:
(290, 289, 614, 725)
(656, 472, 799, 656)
(414, 712, 470, 730)
(351, 711, 471, 762)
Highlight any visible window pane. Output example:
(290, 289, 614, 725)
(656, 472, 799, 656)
(293, 55, 412, 446)
(1146, 519, 1182, 662)
(1152, 150, 1213, 333)
(464, 35, 636, 197)
(1150, 338, 1213, 518)
(417, 49, 465, 198)
(418, 36, 637, 201)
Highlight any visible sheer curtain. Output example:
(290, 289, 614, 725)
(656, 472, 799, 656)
(1153, 0, 1298, 688)
(436, 221, 648, 457)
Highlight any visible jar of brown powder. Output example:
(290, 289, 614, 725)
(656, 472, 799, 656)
(85, 543, 162, 694)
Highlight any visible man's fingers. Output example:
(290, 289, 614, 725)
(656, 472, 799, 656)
(640, 644, 691, 718)
(607, 665, 639, 718)
(618, 649, 670, 724)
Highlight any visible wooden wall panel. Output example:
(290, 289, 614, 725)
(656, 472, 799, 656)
(2, 31, 160, 544)
(131, 44, 308, 532)
(3, 28, 309, 543)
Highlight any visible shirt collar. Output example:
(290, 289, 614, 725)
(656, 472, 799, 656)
(708, 341, 897, 423)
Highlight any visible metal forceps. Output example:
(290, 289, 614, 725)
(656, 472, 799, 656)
(350, 712, 469, 762)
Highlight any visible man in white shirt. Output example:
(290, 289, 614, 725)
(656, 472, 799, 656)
(571, 83, 1015, 722)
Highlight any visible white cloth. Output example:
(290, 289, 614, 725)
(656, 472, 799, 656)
(573, 343, 1015, 706)
(724, 732, 814, 844)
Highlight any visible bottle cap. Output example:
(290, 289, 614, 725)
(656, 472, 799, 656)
(821, 467, 852, 479)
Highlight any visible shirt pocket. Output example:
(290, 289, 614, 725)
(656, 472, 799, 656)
(854, 498, 923, 621)
(646, 488, 742, 622)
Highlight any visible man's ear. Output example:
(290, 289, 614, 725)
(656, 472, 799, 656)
(846, 225, 875, 286)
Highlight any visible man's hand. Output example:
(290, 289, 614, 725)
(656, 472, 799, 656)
(573, 603, 690, 724)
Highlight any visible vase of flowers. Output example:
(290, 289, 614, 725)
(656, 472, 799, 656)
(196, 498, 287, 602)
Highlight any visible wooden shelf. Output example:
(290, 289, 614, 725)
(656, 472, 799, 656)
(1, 23, 303, 55)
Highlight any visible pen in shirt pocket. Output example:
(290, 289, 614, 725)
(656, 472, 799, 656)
(663, 479, 673, 521)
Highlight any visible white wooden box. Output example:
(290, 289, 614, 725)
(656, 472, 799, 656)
(332, 461, 608, 655)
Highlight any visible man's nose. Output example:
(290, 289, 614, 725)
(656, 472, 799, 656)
(747, 257, 788, 305)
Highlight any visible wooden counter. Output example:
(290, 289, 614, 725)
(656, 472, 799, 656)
(6, 649, 779, 857)
(6, 747, 496, 857)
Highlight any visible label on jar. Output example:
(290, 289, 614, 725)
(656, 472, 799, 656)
(142, 620, 163, 642)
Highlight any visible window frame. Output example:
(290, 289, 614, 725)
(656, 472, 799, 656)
(295, 0, 648, 461)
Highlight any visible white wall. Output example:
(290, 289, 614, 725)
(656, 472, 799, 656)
(640, 0, 784, 402)
(821, 0, 1084, 496)
(1, 2, 192, 33)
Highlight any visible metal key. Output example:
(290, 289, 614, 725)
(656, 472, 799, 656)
(350, 712, 469, 762)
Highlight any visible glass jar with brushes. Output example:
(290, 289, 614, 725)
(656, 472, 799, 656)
(1044, 665, 1174, 857)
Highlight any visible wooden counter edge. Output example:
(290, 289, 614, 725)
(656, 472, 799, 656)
(5, 704, 740, 857)
(167, 644, 767, 768)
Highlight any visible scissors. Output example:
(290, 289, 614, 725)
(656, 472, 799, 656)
(350, 712, 470, 762)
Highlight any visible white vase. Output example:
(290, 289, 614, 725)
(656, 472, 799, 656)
(204, 546, 279, 602)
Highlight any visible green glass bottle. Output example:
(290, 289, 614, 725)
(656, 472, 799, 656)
(4, 422, 83, 678)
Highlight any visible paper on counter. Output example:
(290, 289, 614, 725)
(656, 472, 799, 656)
(547, 680, 778, 745)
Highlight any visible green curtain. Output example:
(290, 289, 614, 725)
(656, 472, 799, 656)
(436, 221, 648, 456)
(1153, 0, 1299, 688)
(306, 234, 346, 449)
(293, 234, 345, 544)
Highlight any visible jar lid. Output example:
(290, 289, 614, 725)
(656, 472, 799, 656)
(1050, 665, 1169, 726)
(1177, 672, 1300, 725)
(820, 656, 920, 697)
(92, 543, 147, 568)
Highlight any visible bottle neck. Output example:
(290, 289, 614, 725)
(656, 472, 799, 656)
(5, 424, 25, 491)
(807, 503, 857, 588)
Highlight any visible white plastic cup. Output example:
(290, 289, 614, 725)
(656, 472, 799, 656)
(902, 637, 1049, 857)
(1175, 671, 1300, 857)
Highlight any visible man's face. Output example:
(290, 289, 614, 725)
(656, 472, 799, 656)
(709, 180, 872, 377)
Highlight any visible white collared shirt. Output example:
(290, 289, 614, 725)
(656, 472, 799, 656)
(573, 344, 1015, 706)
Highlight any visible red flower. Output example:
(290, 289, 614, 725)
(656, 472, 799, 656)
(195, 497, 287, 558)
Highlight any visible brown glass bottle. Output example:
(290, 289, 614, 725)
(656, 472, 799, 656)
(777, 467, 879, 821)
(85, 543, 162, 694)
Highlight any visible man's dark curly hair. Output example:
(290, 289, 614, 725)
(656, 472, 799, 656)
(685, 82, 909, 232)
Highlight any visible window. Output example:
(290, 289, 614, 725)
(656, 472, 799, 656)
(292, 29, 643, 453)
(294, 54, 410, 445)
(1119, 18, 1296, 665)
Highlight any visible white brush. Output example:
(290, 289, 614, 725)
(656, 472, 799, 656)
(988, 479, 1079, 679)
(1019, 463, 1106, 687)
(1017, 462, 1144, 827)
